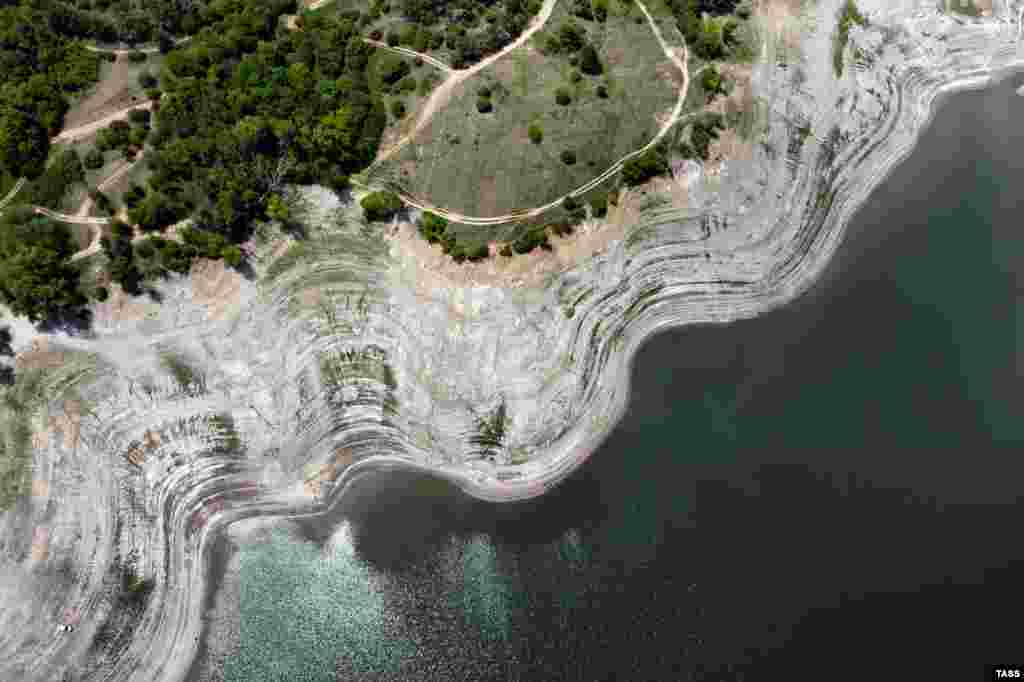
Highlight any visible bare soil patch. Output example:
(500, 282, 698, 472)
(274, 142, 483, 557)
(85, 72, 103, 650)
(64, 56, 140, 130)
(190, 258, 242, 321)
(15, 338, 66, 372)
(479, 176, 499, 217)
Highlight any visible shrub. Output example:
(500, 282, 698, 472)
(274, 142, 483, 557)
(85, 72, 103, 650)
(84, 149, 105, 170)
(701, 65, 724, 99)
(621, 147, 669, 186)
(590, 194, 608, 217)
(569, 69, 582, 83)
(145, 88, 162, 101)
(418, 211, 448, 243)
(221, 245, 243, 268)
(596, 84, 609, 98)
(528, 124, 543, 144)
(378, 54, 410, 85)
(476, 97, 493, 113)
(579, 44, 603, 75)
(560, 149, 577, 165)
(361, 190, 402, 221)
(138, 70, 158, 89)
(563, 195, 579, 211)
(128, 108, 151, 125)
(127, 51, 147, 63)
(500, 244, 513, 257)
(555, 87, 572, 106)
(94, 286, 109, 302)
(559, 21, 585, 52)
(386, 31, 400, 47)
(477, 85, 491, 98)
(467, 243, 489, 261)
(391, 99, 407, 118)
(512, 227, 549, 254)
(398, 75, 417, 92)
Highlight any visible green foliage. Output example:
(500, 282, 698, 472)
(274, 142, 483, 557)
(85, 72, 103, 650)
(579, 44, 603, 75)
(701, 64, 726, 100)
(102, 219, 141, 293)
(0, 212, 86, 322)
(378, 54, 411, 86)
(555, 87, 572, 106)
(621, 145, 669, 186)
(476, 97, 493, 113)
(22, 149, 85, 209)
(361, 190, 402, 221)
(559, 21, 585, 52)
(690, 112, 725, 160)
(590, 193, 608, 217)
(417, 211, 448, 243)
(391, 98, 407, 118)
(833, 0, 868, 77)
(512, 226, 550, 254)
(0, 105, 49, 179)
(560, 149, 577, 165)
(528, 123, 543, 144)
(84, 148, 105, 170)
(222, 245, 243, 268)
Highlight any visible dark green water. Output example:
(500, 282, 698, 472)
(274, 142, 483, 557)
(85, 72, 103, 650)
(197, 72, 1024, 682)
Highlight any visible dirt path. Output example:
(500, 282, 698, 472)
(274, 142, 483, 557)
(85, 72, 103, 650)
(83, 37, 191, 55)
(370, 0, 558, 168)
(363, 39, 453, 72)
(0, 177, 26, 211)
(52, 100, 153, 145)
(367, 0, 694, 226)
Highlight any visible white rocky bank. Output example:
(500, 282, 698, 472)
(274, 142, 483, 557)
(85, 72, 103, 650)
(1, 1, 1023, 680)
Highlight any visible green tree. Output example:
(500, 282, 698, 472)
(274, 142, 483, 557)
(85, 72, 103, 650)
(0, 105, 49, 179)
(621, 147, 669, 185)
(361, 190, 402, 221)
(560, 149, 577, 165)
(0, 213, 86, 322)
(559, 21, 585, 52)
(579, 44, 603, 75)
(528, 123, 543, 144)
(555, 87, 572, 106)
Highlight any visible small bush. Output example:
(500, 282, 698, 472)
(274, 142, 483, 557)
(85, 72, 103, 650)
(138, 70, 157, 89)
(361, 190, 402, 221)
(528, 124, 543, 144)
(391, 99, 407, 118)
(569, 69, 582, 83)
(563, 195, 579, 212)
(127, 51, 147, 63)
(476, 97, 493, 113)
(560, 149, 577, 165)
(386, 31, 400, 47)
(128, 108, 151, 125)
(221, 245, 243, 268)
(596, 84, 608, 98)
(477, 85, 491, 98)
(84, 149, 105, 170)
(94, 286, 109, 302)
(555, 87, 572, 106)
(499, 244, 513, 257)
(579, 44, 603, 75)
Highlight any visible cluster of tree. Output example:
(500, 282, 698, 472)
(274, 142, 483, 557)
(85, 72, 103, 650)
(511, 225, 551, 254)
(21, 149, 86, 209)
(701, 64, 728, 100)
(621, 143, 669, 186)
(144, 2, 385, 249)
(0, 209, 87, 323)
(361, 190, 403, 222)
(416, 210, 488, 262)
(56, 0, 249, 47)
(670, 0, 744, 60)
(571, 0, 608, 23)
(395, 0, 542, 69)
(0, 1, 104, 180)
(688, 111, 725, 160)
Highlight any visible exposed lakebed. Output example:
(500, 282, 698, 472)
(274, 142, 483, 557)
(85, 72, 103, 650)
(188, 68, 1024, 682)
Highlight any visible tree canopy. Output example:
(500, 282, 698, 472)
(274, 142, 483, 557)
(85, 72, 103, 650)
(0, 210, 85, 322)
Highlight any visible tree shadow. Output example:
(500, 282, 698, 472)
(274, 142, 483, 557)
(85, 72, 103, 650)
(36, 306, 94, 338)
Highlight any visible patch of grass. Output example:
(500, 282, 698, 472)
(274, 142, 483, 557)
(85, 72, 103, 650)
(946, 0, 982, 17)
(470, 399, 508, 460)
(207, 413, 243, 455)
(319, 346, 397, 392)
(158, 350, 206, 395)
(833, 0, 868, 78)
(389, 3, 680, 218)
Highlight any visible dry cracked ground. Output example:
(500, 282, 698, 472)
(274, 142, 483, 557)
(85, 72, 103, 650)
(1, 0, 1022, 679)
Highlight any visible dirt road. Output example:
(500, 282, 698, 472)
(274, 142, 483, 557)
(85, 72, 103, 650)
(51, 101, 154, 144)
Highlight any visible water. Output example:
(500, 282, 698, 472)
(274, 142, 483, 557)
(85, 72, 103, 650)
(192, 72, 1024, 681)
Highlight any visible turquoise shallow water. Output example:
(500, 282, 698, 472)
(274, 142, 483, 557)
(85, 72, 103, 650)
(195, 71, 1024, 682)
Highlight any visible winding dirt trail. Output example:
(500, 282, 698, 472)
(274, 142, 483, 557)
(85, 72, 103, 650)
(51, 100, 153, 145)
(367, 0, 694, 226)
(363, 39, 453, 72)
(83, 36, 192, 55)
